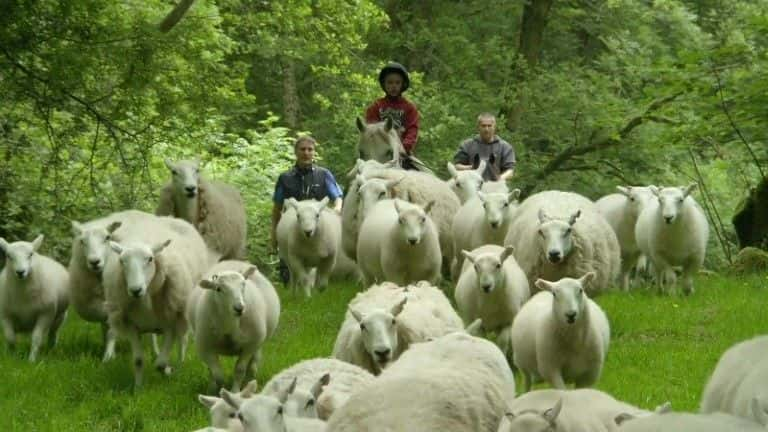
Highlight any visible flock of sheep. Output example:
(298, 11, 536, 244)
(0, 121, 762, 431)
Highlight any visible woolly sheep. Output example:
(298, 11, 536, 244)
(198, 380, 259, 432)
(68, 209, 155, 362)
(332, 281, 464, 374)
(498, 389, 653, 432)
(356, 199, 441, 286)
(595, 186, 654, 291)
(451, 190, 521, 277)
(156, 158, 247, 260)
(277, 197, 341, 296)
(220, 390, 326, 432)
(615, 410, 768, 432)
(187, 260, 280, 392)
(103, 215, 211, 387)
(504, 190, 620, 295)
(327, 331, 516, 432)
(635, 184, 709, 295)
(0, 235, 69, 362)
(700, 335, 768, 424)
(261, 357, 374, 420)
(511, 273, 610, 391)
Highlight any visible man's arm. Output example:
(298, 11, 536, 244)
(270, 203, 282, 251)
(325, 171, 344, 213)
(332, 197, 343, 213)
(401, 103, 420, 153)
(453, 140, 474, 170)
(498, 141, 517, 180)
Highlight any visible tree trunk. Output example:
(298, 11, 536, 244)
(158, 0, 197, 33)
(733, 177, 768, 249)
(282, 58, 301, 129)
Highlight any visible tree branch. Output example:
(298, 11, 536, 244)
(158, 0, 197, 33)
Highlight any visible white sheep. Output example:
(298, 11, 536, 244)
(156, 158, 247, 260)
(277, 197, 341, 296)
(198, 380, 259, 432)
(511, 273, 610, 391)
(615, 410, 768, 432)
(332, 281, 464, 374)
(700, 335, 768, 424)
(220, 389, 327, 432)
(499, 388, 654, 432)
(68, 209, 155, 362)
(261, 357, 374, 420)
(187, 260, 280, 392)
(451, 190, 521, 276)
(327, 330, 516, 431)
(635, 184, 709, 295)
(356, 199, 441, 286)
(0, 235, 69, 362)
(446, 161, 511, 203)
(504, 190, 620, 296)
(103, 215, 211, 387)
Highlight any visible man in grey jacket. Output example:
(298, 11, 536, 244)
(453, 112, 516, 181)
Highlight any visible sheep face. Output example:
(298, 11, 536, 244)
(447, 161, 485, 202)
(72, 221, 122, 272)
(110, 240, 171, 298)
(165, 158, 200, 198)
(199, 271, 248, 317)
(222, 392, 287, 432)
(536, 273, 595, 325)
(463, 247, 514, 294)
(0, 235, 43, 280)
(651, 184, 697, 225)
(280, 374, 329, 419)
(199, 395, 239, 429)
(537, 209, 581, 264)
(394, 200, 434, 246)
(502, 398, 562, 432)
(289, 198, 330, 238)
(616, 186, 653, 219)
(357, 177, 401, 220)
(479, 191, 514, 230)
(350, 298, 407, 370)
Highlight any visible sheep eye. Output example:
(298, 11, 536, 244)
(80, 238, 86, 245)
(147, 256, 153, 263)
(306, 399, 315, 408)
(378, 191, 386, 199)
(237, 413, 245, 422)
(391, 318, 396, 325)
(503, 202, 509, 208)
(171, 170, 178, 176)
(277, 406, 283, 415)
(215, 287, 222, 293)
(420, 217, 426, 224)
(229, 412, 237, 418)
(496, 263, 502, 269)
(538, 230, 544, 237)
(629, 197, 636, 202)
(678, 198, 684, 203)
(360, 323, 366, 331)
(398, 218, 404, 225)
(564, 228, 572, 236)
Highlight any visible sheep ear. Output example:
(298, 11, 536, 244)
(500, 246, 515, 263)
(355, 174, 366, 188)
(538, 208, 550, 223)
(349, 307, 364, 323)
(393, 199, 403, 215)
(198, 394, 219, 408)
(477, 191, 487, 203)
(220, 389, 242, 409)
(543, 398, 563, 423)
(285, 198, 299, 211)
(615, 413, 636, 426)
(356, 117, 366, 132)
(277, 377, 297, 403)
(447, 162, 458, 178)
(241, 379, 259, 397)
(164, 158, 174, 170)
(242, 266, 258, 280)
(106, 221, 122, 234)
(199, 279, 218, 290)
(465, 319, 483, 336)
(752, 397, 768, 426)
(109, 241, 123, 254)
(683, 183, 698, 197)
(509, 189, 521, 201)
(384, 117, 394, 132)
(423, 200, 435, 215)
(386, 175, 405, 192)
(654, 401, 672, 414)
(318, 196, 330, 210)
(152, 239, 172, 254)
(616, 186, 630, 196)
(391, 297, 408, 317)
(461, 250, 476, 264)
(535, 278, 555, 292)
(31, 235, 44, 252)
(569, 210, 581, 226)
(649, 185, 660, 197)
(311, 373, 331, 399)
(71, 221, 84, 236)
(579, 272, 596, 287)
(476, 159, 487, 173)
(192, 158, 201, 169)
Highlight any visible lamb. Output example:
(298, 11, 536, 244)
(156, 158, 247, 260)
(332, 281, 464, 374)
(451, 190, 521, 276)
(446, 161, 510, 203)
(504, 190, 620, 295)
(498, 389, 654, 432)
(261, 357, 374, 420)
(103, 215, 211, 387)
(635, 184, 709, 295)
(700, 335, 768, 424)
(220, 389, 327, 432)
(356, 199, 442, 286)
(68, 209, 155, 362)
(277, 197, 341, 296)
(326, 331, 516, 431)
(198, 380, 259, 432)
(187, 260, 280, 392)
(0, 235, 69, 362)
(511, 273, 610, 391)
(615, 409, 768, 432)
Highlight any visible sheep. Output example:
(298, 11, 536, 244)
(332, 281, 464, 374)
(187, 260, 280, 392)
(0, 235, 69, 362)
(498, 389, 654, 432)
(356, 199, 442, 286)
(156, 158, 247, 260)
(277, 197, 341, 296)
(511, 273, 610, 391)
(615, 409, 768, 432)
(326, 330, 516, 432)
(68, 209, 155, 362)
(504, 190, 620, 296)
(446, 161, 511, 203)
(261, 357, 374, 420)
(595, 186, 654, 291)
(700, 335, 768, 424)
(103, 215, 211, 387)
(451, 190, 521, 277)
(635, 184, 709, 295)
(198, 380, 259, 432)
(341, 162, 460, 270)
(220, 389, 327, 432)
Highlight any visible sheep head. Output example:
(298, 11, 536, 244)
(165, 158, 201, 198)
(349, 297, 407, 372)
(535, 273, 595, 326)
(537, 209, 581, 264)
(110, 239, 171, 298)
(72, 221, 122, 272)
(502, 398, 562, 432)
(393, 199, 432, 246)
(278, 373, 330, 419)
(0, 235, 44, 280)
(221, 389, 287, 432)
(292, 198, 329, 238)
(478, 191, 515, 230)
(199, 270, 248, 317)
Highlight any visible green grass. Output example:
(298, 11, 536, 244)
(0, 274, 766, 430)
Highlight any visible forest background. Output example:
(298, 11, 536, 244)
(1, 0, 767, 273)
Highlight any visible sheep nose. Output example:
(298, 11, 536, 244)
(407, 238, 418, 245)
(374, 348, 391, 360)
(490, 221, 500, 229)
(233, 304, 244, 316)
(304, 230, 314, 237)
(185, 185, 197, 195)
(548, 251, 561, 262)
(89, 258, 102, 268)
(565, 312, 577, 323)
(481, 284, 492, 293)
(129, 288, 143, 298)
(664, 215, 674, 224)
(15, 270, 26, 278)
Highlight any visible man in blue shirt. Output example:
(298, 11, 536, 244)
(271, 136, 343, 280)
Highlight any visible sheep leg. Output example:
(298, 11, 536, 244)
(542, 368, 567, 390)
(522, 371, 533, 393)
(620, 253, 636, 291)
(681, 264, 696, 296)
(154, 328, 175, 376)
(315, 257, 335, 292)
(232, 350, 257, 393)
(247, 349, 262, 381)
(29, 313, 54, 362)
(283, 256, 305, 296)
(1, 317, 16, 351)
(127, 329, 145, 388)
(201, 350, 225, 393)
(178, 331, 189, 363)
(101, 323, 117, 362)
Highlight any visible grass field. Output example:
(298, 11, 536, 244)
(0, 273, 766, 431)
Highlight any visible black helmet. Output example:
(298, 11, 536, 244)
(378, 62, 410, 93)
